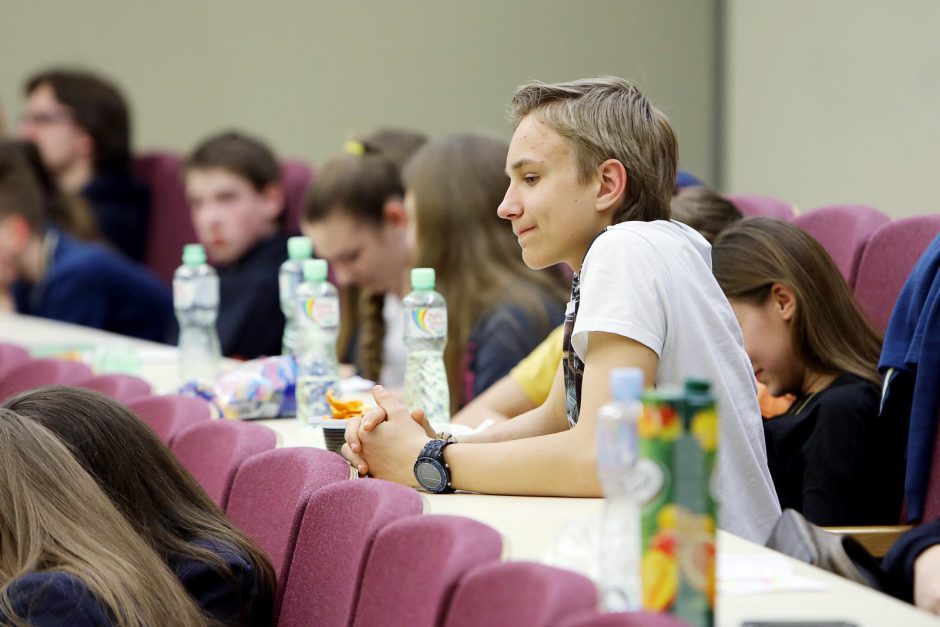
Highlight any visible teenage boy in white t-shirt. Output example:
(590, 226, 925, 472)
(342, 76, 781, 543)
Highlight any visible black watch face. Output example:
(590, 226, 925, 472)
(415, 459, 447, 492)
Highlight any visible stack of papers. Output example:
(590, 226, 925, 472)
(719, 553, 827, 595)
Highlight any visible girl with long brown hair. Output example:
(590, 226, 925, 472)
(303, 128, 428, 387)
(402, 134, 568, 411)
(0, 408, 205, 626)
(3, 387, 275, 626)
(712, 217, 905, 525)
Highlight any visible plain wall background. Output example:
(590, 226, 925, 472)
(724, 0, 940, 217)
(0, 0, 718, 182)
(4, 2, 936, 220)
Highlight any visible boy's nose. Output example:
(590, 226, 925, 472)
(497, 189, 521, 220)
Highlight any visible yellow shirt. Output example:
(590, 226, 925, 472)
(509, 325, 564, 404)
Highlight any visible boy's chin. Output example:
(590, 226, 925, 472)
(520, 249, 552, 270)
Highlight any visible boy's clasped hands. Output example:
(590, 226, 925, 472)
(342, 385, 434, 486)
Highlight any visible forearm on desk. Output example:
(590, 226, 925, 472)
(455, 403, 564, 444)
(443, 428, 601, 497)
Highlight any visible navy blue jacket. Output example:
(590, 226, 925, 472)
(216, 234, 288, 360)
(12, 230, 172, 342)
(3, 572, 112, 626)
(82, 170, 150, 262)
(879, 234, 940, 521)
(172, 538, 273, 627)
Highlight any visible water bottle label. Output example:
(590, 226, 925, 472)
(406, 307, 447, 339)
(302, 296, 339, 327)
(279, 273, 300, 303)
(173, 281, 195, 308)
(196, 278, 219, 308)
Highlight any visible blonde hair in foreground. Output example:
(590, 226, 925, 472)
(0, 408, 205, 627)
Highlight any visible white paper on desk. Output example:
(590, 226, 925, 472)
(136, 346, 180, 364)
(719, 553, 827, 595)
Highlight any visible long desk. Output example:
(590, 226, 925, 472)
(2, 313, 938, 626)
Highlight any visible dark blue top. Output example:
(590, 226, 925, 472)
(12, 230, 172, 342)
(82, 171, 150, 262)
(763, 373, 905, 526)
(879, 234, 940, 521)
(164, 234, 288, 360)
(216, 234, 288, 360)
(464, 296, 566, 405)
(171, 538, 272, 627)
(4, 571, 112, 626)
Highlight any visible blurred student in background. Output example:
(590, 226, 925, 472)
(183, 130, 289, 359)
(5, 386, 276, 626)
(0, 140, 171, 341)
(303, 128, 427, 386)
(712, 217, 905, 526)
(0, 408, 205, 626)
(402, 133, 567, 412)
(20, 68, 149, 261)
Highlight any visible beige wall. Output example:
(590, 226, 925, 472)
(724, 0, 940, 218)
(0, 1, 718, 181)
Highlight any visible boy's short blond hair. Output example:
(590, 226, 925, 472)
(510, 76, 677, 223)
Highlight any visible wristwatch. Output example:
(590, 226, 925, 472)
(413, 438, 456, 493)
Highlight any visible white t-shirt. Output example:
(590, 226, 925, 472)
(573, 220, 781, 543)
(380, 293, 406, 388)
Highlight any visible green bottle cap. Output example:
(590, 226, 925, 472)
(684, 378, 711, 394)
(303, 258, 328, 282)
(182, 244, 206, 266)
(287, 236, 313, 261)
(411, 267, 436, 290)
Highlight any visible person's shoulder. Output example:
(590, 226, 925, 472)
(178, 537, 255, 581)
(221, 235, 288, 281)
(820, 373, 880, 406)
(55, 235, 132, 273)
(594, 220, 706, 258)
(810, 373, 880, 424)
(7, 571, 110, 625)
(8, 571, 87, 596)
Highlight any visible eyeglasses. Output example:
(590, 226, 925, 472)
(20, 111, 72, 127)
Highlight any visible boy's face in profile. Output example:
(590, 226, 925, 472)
(498, 115, 601, 272)
(186, 167, 280, 265)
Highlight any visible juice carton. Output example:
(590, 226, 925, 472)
(638, 380, 718, 627)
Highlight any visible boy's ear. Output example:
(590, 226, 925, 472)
(382, 198, 407, 228)
(595, 159, 628, 214)
(770, 282, 797, 322)
(261, 183, 285, 222)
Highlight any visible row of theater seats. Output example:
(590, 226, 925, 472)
(728, 194, 940, 334)
(0, 342, 684, 627)
(133, 152, 314, 286)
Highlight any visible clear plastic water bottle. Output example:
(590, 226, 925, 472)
(403, 267, 450, 424)
(173, 243, 221, 383)
(596, 367, 644, 611)
(279, 236, 313, 356)
(295, 259, 340, 425)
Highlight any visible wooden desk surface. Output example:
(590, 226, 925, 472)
(4, 312, 939, 626)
